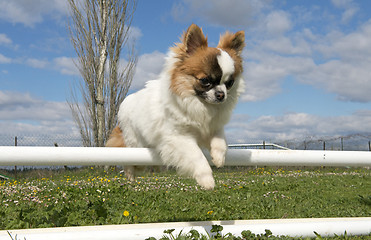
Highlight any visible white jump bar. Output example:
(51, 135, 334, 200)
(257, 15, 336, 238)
(2, 217, 371, 240)
(0, 147, 370, 167)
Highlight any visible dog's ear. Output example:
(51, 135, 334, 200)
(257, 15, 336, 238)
(217, 31, 245, 55)
(183, 24, 208, 54)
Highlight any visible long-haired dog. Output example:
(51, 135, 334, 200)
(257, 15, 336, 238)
(106, 24, 245, 189)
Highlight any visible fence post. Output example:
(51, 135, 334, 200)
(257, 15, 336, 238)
(263, 140, 266, 149)
(369, 141, 371, 152)
(341, 137, 344, 151)
(323, 141, 326, 150)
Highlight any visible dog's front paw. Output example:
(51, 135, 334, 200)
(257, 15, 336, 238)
(211, 148, 226, 168)
(195, 174, 215, 190)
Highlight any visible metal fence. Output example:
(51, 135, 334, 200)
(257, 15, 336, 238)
(275, 134, 371, 151)
(0, 133, 370, 151)
(0, 134, 83, 147)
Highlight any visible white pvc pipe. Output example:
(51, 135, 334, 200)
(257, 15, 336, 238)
(1, 218, 370, 240)
(0, 147, 370, 167)
(228, 148, 371, 167)
(0, 147, 158, 166)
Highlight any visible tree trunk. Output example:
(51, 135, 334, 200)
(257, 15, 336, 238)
(67, 0, 137, 147)
(96, 0, 108, 147)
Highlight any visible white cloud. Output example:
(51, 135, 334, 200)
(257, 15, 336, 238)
(131, 51, 167, 90)
(242, 61, 285, 102)
(53, 57, 79, 76)
(2, 56, 78, 74)
(341, 7, 358, 23)
(0, 90, 35, 106)
(331, 0, 359, 23)
(259, 36, 311, 55)
(26, 58, 49, 69)
(0, 121, 81, 146)
(128, 26, 143, 43)
(296, 20, 371, 102)
(317, 20, 371, 61)
(0, 33, 12, 45)
(0, 53, 11, 64)
(226, 110, 371, 143)
(0, 90, 79, 145)
(331, 0, 353, 8)
(242, 11, 371, 103)
(297, 60, 371, 102)
(0, 0, 68, 27)
(242, 50, 316, 102)
(264, 10, 292, 36)
(0, 90, 71, 121)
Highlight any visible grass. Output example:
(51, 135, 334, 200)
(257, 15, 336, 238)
(149, 225, 371, 240)
(0, 166, 370, 238)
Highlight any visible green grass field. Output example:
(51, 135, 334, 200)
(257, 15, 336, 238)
(1, 166, 370, 239)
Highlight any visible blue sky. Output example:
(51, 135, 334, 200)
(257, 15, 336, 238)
(1, 0, 371, 144)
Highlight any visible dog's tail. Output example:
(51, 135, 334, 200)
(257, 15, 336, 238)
(106, 126, 125, 147)
(106, 126, 137, 181)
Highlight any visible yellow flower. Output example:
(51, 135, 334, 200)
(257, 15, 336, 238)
(123, 211, 129, 217)
(207, 211, 213, 215)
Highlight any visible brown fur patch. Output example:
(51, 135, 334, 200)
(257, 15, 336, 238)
(106, 126, 125, 147)
(217, 31, 245, 55)
(183, 24, 208, 55)
(169, 24, 208, 97)
(218, 31, 245, 78)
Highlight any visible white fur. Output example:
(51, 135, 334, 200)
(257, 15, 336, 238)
(217, 49, 235, 83)
(117, 52, 244, 190)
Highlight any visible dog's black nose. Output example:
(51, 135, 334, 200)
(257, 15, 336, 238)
(215, 91, 225, 101)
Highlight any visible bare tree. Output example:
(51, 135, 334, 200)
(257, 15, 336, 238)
(67, 0, 137, 147)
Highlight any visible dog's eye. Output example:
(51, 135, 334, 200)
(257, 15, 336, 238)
(225, 78, 235, 89)
(199, 77, 212, 88)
